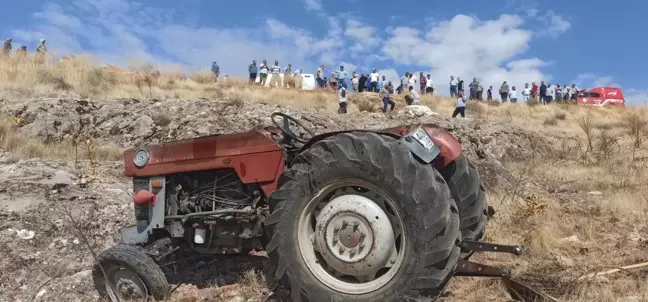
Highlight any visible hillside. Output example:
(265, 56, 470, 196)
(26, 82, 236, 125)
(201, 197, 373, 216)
(0, 56, 647, 302)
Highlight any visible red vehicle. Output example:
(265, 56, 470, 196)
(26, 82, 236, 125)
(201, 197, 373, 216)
(92, 112, 551, 302)
(577, 87, 625, 107)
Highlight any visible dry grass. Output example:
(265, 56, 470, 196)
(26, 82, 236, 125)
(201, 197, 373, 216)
(2, 54, 648, 301)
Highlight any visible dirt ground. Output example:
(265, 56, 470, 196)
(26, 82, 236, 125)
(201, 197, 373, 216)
(1, 97, 647, 302)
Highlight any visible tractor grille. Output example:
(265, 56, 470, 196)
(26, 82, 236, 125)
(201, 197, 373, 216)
(132, 177, 150, 223)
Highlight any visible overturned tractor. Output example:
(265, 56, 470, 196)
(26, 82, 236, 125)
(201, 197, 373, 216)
(93, 112, 553, 301)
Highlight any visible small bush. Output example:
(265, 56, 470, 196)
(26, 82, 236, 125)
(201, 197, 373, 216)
(554, 112, 567, 120)
(543, 117, 558, 126)
(151, 112, 172, 127)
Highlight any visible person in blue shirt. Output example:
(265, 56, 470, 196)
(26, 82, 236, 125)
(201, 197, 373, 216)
(211, 61, 220, 83)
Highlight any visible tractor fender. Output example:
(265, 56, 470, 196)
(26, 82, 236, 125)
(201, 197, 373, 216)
(299, 125, 462, 169)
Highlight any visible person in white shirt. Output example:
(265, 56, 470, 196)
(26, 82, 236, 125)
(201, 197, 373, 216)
(509, 86, 518, 103)
(351, 74, 359, 92)
(452, 91, 466, 118)
(408, 73, 416, 93)
(407, 86, 420, 105)
(450, 75, 458, 97)
(425, 74, 434, 95)
(547, 84, 555, 104)
(259, 59, 269, 86)
(369, 68, 380, 92)
(269, 60, 282, 88)
(522, 83, 531, 103)
(338, 85, 348, 114)
(562, 83, 571, 102)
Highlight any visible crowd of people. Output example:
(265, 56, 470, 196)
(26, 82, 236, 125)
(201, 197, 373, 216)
(212, 59, 585, 117)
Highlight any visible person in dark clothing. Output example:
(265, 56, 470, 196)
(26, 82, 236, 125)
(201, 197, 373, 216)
(487, 86, 493, 101)
(248, 60, 258, 84)
(358, 73, 367, 93)
(539, 81, 547, 105)
(457, 77, 464, 92)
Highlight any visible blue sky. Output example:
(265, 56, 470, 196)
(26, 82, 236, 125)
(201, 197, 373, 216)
(2, 0, 647, 104)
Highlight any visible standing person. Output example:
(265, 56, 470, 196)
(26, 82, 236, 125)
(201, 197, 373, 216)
(316, 65, 325, 88)
(369, 69, 379, 92)
(509, 86, 518, 103)
(450, 75, 458, 97)
(3, 38, 12, 57)
(35, 39, 47, 63)
(499, 81, 509, 102)
(555, 84, 562, 102)
(408, 73, 416, 93)
(487, 86, 493, 101)
(379, 83, 395, 113)
(400, 73, 409, 95)
(419, 72, 427, 95)
(211, 61, 220, 83)
(469, 77, 478, 100)
(380, 75, 387, 89)
(259, 60, 269, 86)
(338, 84, 348, 114)
(477, 81, 484, 101)
(539, 81, 547, 104)
(358, 73, 367, 93)
(546, 83, 555, 104)
(351, 73, 359, 92)
(522, 83, 531, 103)
(248, 60, 258, 84)
(457, 77, 465, 94)
(425, 74, 434, 95)
(293, 68, 303, 89)
(531, 81, 539, 102)
(333, 65, 348, 90)
(563, 83, 571, 103)
(283, 64, 293, 88)
(452, 91, 466, 118)
(269, 60, 282, 88)
(16, 45, 27, 58)
(570, 84, 579, 102)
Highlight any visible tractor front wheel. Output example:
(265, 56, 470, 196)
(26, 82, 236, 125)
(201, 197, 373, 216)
(264, 132, 461, 301)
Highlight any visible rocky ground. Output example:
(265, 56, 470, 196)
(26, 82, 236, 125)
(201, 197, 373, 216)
(0, 97, 636, 301)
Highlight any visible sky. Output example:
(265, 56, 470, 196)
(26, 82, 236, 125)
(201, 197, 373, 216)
(2, 0, 647, 105)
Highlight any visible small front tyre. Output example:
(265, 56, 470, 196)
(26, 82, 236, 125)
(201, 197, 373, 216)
(92, 244, 170, 302)
(264, 132, 461, 302)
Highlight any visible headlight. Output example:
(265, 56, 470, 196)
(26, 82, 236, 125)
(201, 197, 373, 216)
(133, 149, 150, 168)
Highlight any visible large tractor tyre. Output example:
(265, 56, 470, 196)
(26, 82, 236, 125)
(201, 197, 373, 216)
(438, 154, 489, 258)
(92, 245, 170, 302)
(264, 132, 461, 302)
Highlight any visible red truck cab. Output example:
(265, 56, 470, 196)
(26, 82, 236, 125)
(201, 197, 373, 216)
(577, 87, 625, 107)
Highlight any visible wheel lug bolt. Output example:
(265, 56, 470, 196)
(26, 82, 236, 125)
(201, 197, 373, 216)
(390, 259, 396, 264)
(334, 226, 340, 233)
(359, 243, 365, 252)
(332, 237, 338, 246)
(341, 220, 348, 229)
(359, 232, 366, 242)
(353, 221, 360, 231)
(349, 249, 356, 259)
(339, 246, 345, 255)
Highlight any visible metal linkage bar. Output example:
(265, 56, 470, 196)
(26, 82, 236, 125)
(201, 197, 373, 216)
(460, 240, 524, 255)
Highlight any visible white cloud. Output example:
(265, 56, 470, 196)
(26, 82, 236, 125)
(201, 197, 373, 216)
(533, 10, 571, 38)
(573, 73, 620, 88)
(624, 89, 648, 106)
(303, 0, 323, 12)
(381, 14, 548, 96)
(344, 19, 380, 52)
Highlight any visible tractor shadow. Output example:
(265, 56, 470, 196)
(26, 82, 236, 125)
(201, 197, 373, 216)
(158, 249, 292, 300)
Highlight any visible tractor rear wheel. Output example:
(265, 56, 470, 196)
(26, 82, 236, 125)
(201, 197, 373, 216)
(439, 154, 489, 258)
(264, 132, 461, 301)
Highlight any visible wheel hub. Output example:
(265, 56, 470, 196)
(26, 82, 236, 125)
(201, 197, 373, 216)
(314, 194, 395, 276)
(106, 268, 148, 301)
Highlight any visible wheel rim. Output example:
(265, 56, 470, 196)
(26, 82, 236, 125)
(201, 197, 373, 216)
(105, 267, 150, 302)
(297, 179, 406, 295)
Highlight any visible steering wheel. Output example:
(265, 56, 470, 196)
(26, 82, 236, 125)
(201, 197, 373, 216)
(271, 112, 315, 144)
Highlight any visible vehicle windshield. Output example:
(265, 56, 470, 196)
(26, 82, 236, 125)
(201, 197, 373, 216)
(579, 92, 602, 98)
